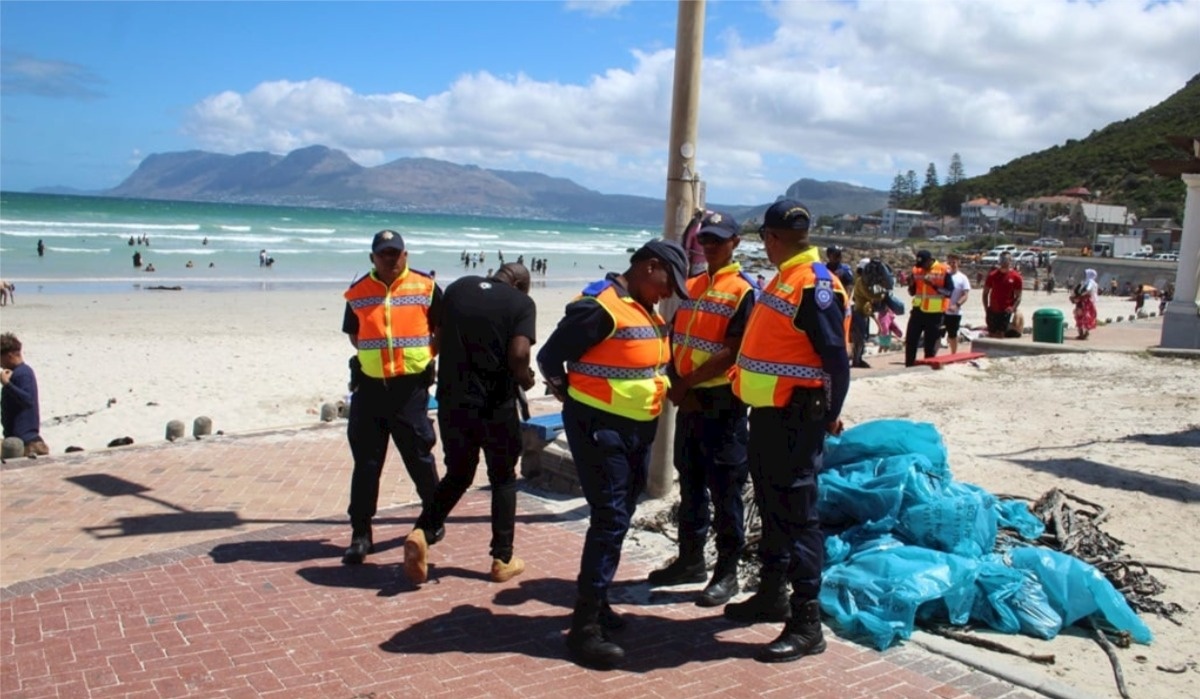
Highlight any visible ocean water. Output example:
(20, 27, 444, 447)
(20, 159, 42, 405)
(0, 192, 658, 294)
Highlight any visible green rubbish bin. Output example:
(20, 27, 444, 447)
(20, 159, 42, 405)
(1032, 308, 1065, 344)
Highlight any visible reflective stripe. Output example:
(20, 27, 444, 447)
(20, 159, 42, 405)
(671, 333, 724, 354)
(358, 335, 433, 350)
(612, 326, 663, 340)
(759, 292, 799, 317)
(696, 299, 736, 317)
(567, 361, 662, 380)
(737, 356, 827, 380)
(349, 297, 382, 309)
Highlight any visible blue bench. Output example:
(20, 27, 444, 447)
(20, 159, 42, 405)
(522, 413, 564, 442)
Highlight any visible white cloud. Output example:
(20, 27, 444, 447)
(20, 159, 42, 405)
(182, 0, 1200, 204)
(564, 1, 632, 18)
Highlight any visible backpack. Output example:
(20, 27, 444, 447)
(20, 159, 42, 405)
(860, 259, 895, 293)
(1072, 282, 1087, 300)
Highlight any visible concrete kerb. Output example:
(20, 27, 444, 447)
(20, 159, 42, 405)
(911, 632, 1104, 699)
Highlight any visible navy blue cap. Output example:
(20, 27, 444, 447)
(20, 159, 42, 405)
(631, 238, 689, 299)
(696, 211, 740, 240)
(760, 199, 812, 233)
(372, 229, 405, 253)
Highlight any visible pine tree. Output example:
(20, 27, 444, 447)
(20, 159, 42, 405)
(923, 163, 939, 192)
(889, 174, 907, 207)
(905, 170, 918, 199)
(947, 153, 965, 185)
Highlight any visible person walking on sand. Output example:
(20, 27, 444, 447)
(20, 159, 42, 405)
(647, 211, 757, 608)
(905, 249, 952, 366)
(1071, 268, 1100, 340)
(724, 200, 851, 664)
(341, 230, 442, 565)
(1, 333, 50, 457)
(402, 263, 536, 586)
(943, 253, 971, 354)
(537, 238, 689, 670)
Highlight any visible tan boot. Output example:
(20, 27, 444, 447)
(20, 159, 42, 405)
(490, 556, 525, 583)
(403, 529, 429, 584)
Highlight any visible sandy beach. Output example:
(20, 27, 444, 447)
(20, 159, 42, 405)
(0, 278, 1162, 453)
(1, 277, 1197, 698)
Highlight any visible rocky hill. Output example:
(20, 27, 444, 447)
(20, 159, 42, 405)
(99, 145, 889, 225)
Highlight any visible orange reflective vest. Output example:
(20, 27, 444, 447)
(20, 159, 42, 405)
(567, 282, 670, 421)
(911, 261, 949, 313)
(345, 268, 436, 379)
(732, 248, 848, 408)
(671, 262, 756, 389)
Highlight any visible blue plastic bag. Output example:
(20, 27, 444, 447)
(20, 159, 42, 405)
(972, 557, 1062, 638)
(825, 420, 950, 479)
(996, 500, 1046, 540)
(1010, 547, 1152, 644)
(821, 539, 979, 650)
(897, 482, 998, 558)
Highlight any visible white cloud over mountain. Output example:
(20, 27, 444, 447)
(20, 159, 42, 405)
(182, 0, 1200, 204)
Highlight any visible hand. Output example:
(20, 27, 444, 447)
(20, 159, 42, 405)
(666, 380, 690, 406)
(0, 369, 10, 386)
(826, 418, 844, 436)
(544, 380, 565, 403)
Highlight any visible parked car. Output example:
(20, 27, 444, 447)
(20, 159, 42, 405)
(1032, 237, 1064, 247)
(1154, 253, 1179, 261)
(930, 235, 951, 242)
(949, 235, 967, 242)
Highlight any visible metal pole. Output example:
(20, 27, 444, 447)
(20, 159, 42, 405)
(647, 0, 705, 499)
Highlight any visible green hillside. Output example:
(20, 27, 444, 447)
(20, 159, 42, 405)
(965, 73, 1199, 218)
(896, 74, 1199, 220)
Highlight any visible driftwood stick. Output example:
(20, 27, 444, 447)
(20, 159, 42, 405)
(927, 626, 1056, 665)
(1090, 620, 1131, 699)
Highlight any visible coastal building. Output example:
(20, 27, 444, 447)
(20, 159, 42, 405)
(882, 208, 928, 237)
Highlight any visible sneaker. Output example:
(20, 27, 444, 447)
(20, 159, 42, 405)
(403, 529, 429, 584)
(490, 556, 525, 583)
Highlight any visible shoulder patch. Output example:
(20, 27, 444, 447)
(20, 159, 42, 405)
(580, 279, 613, 298)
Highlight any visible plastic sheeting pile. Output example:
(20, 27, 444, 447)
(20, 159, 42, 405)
(816, 419, 1153, 650)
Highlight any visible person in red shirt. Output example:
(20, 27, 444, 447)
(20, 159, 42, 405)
(982, 253, 1023, 338)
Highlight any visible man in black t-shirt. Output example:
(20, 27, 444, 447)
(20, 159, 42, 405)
(403, 263, 538, 585)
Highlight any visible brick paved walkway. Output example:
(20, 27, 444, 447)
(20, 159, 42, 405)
(1, 422, 1043, 698)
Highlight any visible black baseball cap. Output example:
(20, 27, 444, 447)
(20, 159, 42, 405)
(631, 238, 689, 299)
(915, 249, 933, 265)
(372, 229, 405, 253)
(760, 199, 812, 233)
(696, 211, 740, 240)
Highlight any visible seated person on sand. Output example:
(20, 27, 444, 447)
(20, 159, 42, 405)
(1005, 311, 1025, 338)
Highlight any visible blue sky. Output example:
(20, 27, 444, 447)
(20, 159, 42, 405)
(2, 0, 1198, 205)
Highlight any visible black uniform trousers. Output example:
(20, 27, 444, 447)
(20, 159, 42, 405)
(346, 374, 439, 528)
(904, 308, 943, 366)
(415, 404, 521, 562)
(673, 385, 749, 558)
(563, 397, 658, 602)
(747, 392, 826, 602)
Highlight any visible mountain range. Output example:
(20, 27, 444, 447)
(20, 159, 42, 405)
(81, 146, 888, 226)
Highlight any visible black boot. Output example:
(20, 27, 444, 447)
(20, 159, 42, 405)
(599, 599, 626, 633)
(341, 523, 374, 565)
(566, 598, 625, 669)
(723, 569, 789, 623)
(697, 556, 740, 607)
(755, 599, 826, 663)
(647, 539, 706, 586)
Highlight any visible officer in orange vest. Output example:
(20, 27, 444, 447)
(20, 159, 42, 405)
(904, 249, 953, 367)
(726, 200, 850, 664)
(647, 211, 758, 608)
(341, 230, 443, 565)
(537, 238, 689, 670)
